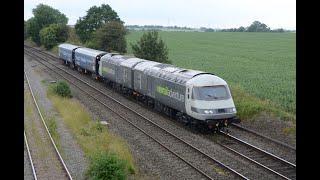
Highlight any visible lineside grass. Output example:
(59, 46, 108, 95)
(230, 84, 295, 122)
(24, 89, 51, 159)
(46, 83, 136, 178)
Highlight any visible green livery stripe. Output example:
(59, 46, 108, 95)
(156, 86, 169, 96)
(156, 85, 185, 102)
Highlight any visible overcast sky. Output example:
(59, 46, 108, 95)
(24, 0, 296, 30)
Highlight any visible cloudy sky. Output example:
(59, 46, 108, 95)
(24, 0, 296, 30)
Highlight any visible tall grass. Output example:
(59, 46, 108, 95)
(47, 84, 136, 178)
(230, 84, 295, 121)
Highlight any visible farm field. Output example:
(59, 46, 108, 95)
(126, 32, 296, 117)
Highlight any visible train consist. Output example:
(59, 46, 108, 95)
(58, 43, 240, 130)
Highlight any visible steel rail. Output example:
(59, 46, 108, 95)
(219, 130, 296, 180)
(24, 131, 38, 180)
(221, 131, 296, 167)
(231, 123, 296, 151)
(25, 45, 249, 180)
(24, 70, 73, 180)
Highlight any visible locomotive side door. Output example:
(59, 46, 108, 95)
(185, 83, 193, 115)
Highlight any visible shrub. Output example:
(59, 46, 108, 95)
(24, 21, 28, 40)
(94, 21, 127, 53)
(53, 81, 72, 98)
(26, 4, 68, 45)
(85, 40, 99, 50)
(75, 4, 123, 43)
(86, 151, 127, 180)
(131, 30, 170, 63)
(40, 23, 68, 49)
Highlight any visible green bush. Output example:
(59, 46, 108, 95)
(75, 4, 123, 43)
(131, 30, 170, 63)
(40, 23, 68, 49)
(53, 81, 72, 98)
(26, 4, 68, 45)
(94, 21, 127, 53)
(85, 40, 99, 50)
(24, 21, 28, 40)
(86, 151, 127, 180)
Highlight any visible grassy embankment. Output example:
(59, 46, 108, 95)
(44, 81, 136, 178)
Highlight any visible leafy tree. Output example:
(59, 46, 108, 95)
(26, 17, 41, 44)
(75, 4, 123, 42)
(66, 27, 82, 45)
(40, 23, 68, 49)
(26, 4, 68, 44)
(272, 28, 285, 33)
(131, 30, 170, 63)
(24, 21, 28, 40)
(247, 21, 270, 32)
(237, 26, 246, 32)
(93, 21, 127, 53)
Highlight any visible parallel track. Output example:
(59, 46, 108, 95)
(230, 123, 296, 151)
(24, 131, 38, 180)
(25, 45, 248, 180)
(24, 70, 73, 180)
(218, 130, 296, 180)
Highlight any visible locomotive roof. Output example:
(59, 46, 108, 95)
(188, 74, 227, 86)
(75, 47, 107, 57)
(143, 62, 214, 84)
(64, 43, 217, 85)
(101, 54, 132, 65)
(133, 61, 161, 71)
(121, 58, 146, 68)
(58, 43, 81, 50)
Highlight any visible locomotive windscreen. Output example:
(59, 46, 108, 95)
(192, 85, 230, 101)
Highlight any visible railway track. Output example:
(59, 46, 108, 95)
(25, 45, 249, 179)
(218, 130, 296, 180)
(24, 131, 38, 180)
(24, 70, 73, 180)
(230, 123, 296, 151)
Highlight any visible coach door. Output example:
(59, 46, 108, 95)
(185, 83, 193, 115)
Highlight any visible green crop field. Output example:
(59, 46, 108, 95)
(126, 32, 296, 116)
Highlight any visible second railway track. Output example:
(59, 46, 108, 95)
(217, 130, 296, 180)
(230, 123, 296, 151)
(24, 70, 73, 180)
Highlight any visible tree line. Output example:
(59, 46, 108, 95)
(126, 22, 292, 33)
(25, 4, 169, 63)
(201, 21, 290, 32)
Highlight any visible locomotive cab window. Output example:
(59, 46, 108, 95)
(192, 85, 230, 101)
